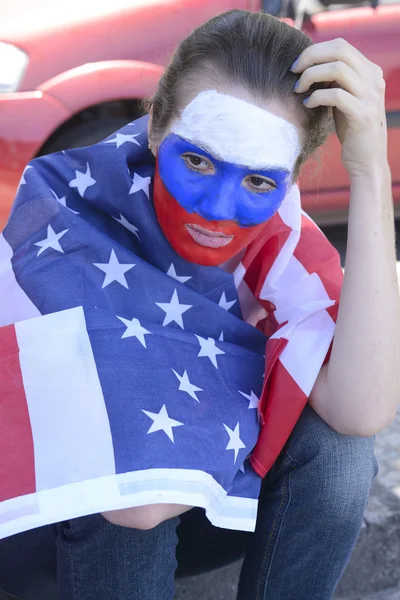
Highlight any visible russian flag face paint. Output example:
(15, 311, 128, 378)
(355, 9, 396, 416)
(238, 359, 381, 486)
(154, 90, 301, 266)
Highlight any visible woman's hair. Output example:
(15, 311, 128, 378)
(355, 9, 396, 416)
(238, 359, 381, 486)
(144, 9, 332, 178)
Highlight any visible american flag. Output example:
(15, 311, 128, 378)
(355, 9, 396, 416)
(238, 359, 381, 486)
(0, 116, 343, 539)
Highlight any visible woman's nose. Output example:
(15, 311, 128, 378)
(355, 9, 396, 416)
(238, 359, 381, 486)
(196, 188, 237, 222)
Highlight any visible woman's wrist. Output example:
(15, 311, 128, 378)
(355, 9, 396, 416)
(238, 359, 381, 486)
(348, 160, 393, 216)
(348, 159, 391, 186)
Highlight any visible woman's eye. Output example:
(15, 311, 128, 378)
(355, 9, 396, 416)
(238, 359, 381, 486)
(183, 153, 214, 173)
(244, 175, 277, 193)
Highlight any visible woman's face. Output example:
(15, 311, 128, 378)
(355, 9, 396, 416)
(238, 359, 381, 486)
(151, 88, 302, 266)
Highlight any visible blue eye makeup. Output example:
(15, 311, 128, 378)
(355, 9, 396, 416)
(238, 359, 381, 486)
(158, 134, 291, 226)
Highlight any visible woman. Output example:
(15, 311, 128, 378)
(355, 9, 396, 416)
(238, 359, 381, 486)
(0, 8, 399, 600)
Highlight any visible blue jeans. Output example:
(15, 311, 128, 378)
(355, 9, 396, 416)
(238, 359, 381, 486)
(0, 403, 378, 600)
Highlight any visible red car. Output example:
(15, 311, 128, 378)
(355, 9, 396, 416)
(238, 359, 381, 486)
(0, 0, 399, 230)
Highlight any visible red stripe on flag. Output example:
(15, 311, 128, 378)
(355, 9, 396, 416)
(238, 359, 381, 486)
(0, 325, 36, 501)
(251, 360, 308, 478)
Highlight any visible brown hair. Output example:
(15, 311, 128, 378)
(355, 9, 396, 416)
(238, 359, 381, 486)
(144, 9, 332, 178)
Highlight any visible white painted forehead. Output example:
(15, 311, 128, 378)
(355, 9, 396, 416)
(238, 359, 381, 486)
(170, 90, 301, 172)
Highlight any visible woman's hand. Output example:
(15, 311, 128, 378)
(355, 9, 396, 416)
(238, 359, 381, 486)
(291, 38, 387, 177)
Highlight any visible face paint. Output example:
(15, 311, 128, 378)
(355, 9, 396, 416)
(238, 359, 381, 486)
(153, 90, 301, 266)
(171, 90, 301, 173)
(158, 134, 290, 227)
(153, 163, 268, 266)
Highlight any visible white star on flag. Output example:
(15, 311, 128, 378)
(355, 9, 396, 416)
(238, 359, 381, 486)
(156, 289, 192, 329)
(238, 390, 260, 409)
(218, 291, 237, 312)
(239, 462, 246, 473)
(129, 172, 151, 200)
(104, 133, 141, 149)
(219, 331, 224, 342)
(113, 213, 140, 240)
(69, 162, 96, 197)
(94, 249, 135, 289)
(49, 188, 79, 214)
(195, 335, 225, 368)
(172, 369, 203, 402)
(34, 224, 69, 256)
(167, 263, 192, 284)
(142, 404, 184, 442)
(117, 316, 152, 348)
(17, 165, 33, 193)
(223, 422, 246, 464)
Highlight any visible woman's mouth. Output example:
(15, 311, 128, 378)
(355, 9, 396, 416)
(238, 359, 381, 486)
(185, 224, 234, 248)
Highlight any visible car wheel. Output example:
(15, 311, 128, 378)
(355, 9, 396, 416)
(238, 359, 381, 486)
(39, 117, 136, 155)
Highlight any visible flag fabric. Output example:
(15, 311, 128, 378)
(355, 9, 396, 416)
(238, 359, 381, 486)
(0, 116, 343, 539)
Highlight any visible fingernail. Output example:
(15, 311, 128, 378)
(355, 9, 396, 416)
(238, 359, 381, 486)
(303, 97, 310, 105)
(290, 58, 300, 71)
(293, 80, 300, 92)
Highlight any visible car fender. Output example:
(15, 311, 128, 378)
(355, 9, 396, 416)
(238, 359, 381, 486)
(38, 59, 165, 113)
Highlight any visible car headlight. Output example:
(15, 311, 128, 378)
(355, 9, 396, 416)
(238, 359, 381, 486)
(0, 42, 29, 93)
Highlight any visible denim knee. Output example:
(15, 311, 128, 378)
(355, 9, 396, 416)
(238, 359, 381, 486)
(276, 403, 379, 522)
(242, 405, 378, 600)
(55, 514, 179, 600)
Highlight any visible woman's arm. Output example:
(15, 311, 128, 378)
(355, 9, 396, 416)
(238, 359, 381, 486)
(293, 39, 400, 436)
(310, 161, 400, 436)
